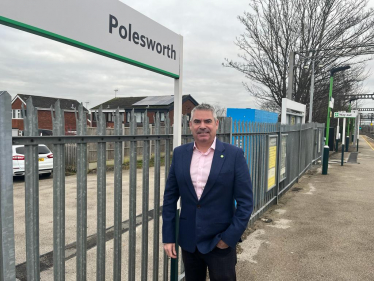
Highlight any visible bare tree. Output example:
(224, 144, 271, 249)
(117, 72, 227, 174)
(214, 104, 227, 118)
(224, 0, 374, 123)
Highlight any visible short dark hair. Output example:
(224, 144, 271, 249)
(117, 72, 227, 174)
(190, 103, 217, 121)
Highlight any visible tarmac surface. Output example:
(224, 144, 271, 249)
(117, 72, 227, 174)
(236, 135, 374, 281)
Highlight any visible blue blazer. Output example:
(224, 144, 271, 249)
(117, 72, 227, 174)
(162, 138, 253, 254)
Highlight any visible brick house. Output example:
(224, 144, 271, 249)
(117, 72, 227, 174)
(90, 95, 199, 127)
(11, 94, 89, 134)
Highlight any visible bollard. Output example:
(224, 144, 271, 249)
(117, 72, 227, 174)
(322, 146, 330, 175)
(335, 139, 339, 152)
(357, 139, 359, 152)
(341, 142, 344, 166)
(345, 136, 349, 152)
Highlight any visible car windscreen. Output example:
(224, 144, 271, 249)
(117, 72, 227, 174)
(15, 146, 51, 155)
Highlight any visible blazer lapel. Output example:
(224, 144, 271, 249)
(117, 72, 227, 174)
(183, 143, 198, 201)
(200, 139, 226, 201)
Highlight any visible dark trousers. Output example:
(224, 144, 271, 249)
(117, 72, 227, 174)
(182, 247, 237, 281)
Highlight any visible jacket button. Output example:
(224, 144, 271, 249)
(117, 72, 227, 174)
(197, 205, 201, 209)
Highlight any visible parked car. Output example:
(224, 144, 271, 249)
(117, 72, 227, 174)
(38, 129, 53, 136)
(12, 144, 53, 177)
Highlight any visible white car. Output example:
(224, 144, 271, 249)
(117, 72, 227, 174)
(12, 144, 53, 177)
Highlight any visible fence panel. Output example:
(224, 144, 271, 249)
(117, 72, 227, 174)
(229, 121, 324, 223)
(3, 95, 326, 281)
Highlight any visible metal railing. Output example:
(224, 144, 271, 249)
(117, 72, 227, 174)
(0, 90, 324, 281)
(2, 92, 176, 280)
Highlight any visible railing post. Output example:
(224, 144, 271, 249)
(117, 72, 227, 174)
(128, 109, 137, 281)
(276, 124, 282, 204)
(142, 111, 150, 281)
(76, 103, 88, 281)
(297, 123, 302, 182)
(163, 113, 171, 281)
(153, 112, 161, 281)
(113, 108, 123, 281)
(52, 100, 66, 281)
(0, 91, 16, 280)
(23, 97, 40, 280)
(96, 106, 106, 281)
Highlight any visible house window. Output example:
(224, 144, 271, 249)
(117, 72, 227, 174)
(107, 113, 112, 122)
(160, 112, 165, 122)
(127, 112, 144, 123)
(12, 109, 22, 119)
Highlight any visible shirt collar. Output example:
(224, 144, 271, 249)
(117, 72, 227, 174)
(193, 137, 216, 152)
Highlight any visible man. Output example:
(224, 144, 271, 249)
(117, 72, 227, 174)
(162, 103, 253, 281)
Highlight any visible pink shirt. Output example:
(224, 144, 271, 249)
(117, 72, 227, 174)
(190, 138, 216, 200)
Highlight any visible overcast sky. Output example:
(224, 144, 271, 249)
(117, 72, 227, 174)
(1, 0, 374, 112)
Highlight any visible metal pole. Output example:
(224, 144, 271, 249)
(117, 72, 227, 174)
(322, 74, 334, 175)
(24, 97, 40, 280)
(308, 57, 315, 123)
(325, 75, 334, 146)
(128, 110, 137, 281)
(171, 35, 183, 281)
(96, 107, 106, 281)
(0, 91, 16, 280)
(357, 114, 360, 152)
(76, 104, 88, 281)
(113, 108, 123, 281)
(173, 35, 183, 148)
(287, 51, 295, 100)
(341, 118, 346, 166)
(335, 118, 340, 152)
(52, 100, 66, 281)
(347, 102, 351, 144)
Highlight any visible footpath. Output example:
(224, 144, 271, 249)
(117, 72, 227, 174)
(236, 135, 374, 281)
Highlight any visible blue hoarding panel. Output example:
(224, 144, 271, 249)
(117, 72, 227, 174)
(227, 108, 278, 124)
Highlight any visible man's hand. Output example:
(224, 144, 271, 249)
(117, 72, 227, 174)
(216, 240, 229, 249)
(163, 243, 177, 258)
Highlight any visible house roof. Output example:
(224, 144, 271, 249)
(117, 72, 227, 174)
(91, 95, 198, 110)
(91, 96, 146, 110)
(13, 94, 88, 111)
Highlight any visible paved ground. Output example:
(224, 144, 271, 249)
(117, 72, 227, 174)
(13, 167, 167, 280)
(236, 135, 374, 281)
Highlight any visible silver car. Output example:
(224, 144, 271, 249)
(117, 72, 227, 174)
(12, 145, 53, 177)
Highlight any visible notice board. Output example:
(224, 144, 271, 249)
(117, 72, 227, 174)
(280, 134, 287, 182)
(267, 135, 278, 191)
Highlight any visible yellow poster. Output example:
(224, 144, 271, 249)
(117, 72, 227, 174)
(268, 137, 277, 191)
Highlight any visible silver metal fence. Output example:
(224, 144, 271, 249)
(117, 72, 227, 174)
(0, 91, 324, 281)
(3, 93, 174, 280)
(230, 121, 324, 224)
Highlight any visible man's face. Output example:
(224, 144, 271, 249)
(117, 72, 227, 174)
(189, 110, 219, 145)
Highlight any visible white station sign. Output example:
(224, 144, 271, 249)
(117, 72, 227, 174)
(334, 111, 357, 118)
(0, 0, 181, 78)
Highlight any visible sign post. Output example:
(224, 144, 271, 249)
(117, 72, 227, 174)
(341, 118, 346, 166)
(322, 66, 350, 175)
(335, 118, 340, 152)
(333, 112, 358, 165)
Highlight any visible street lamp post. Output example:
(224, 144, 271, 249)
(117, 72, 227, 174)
(308, 53, 315, 123)
(322, 65, 351, 175)
(346, 101, 352, 152)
